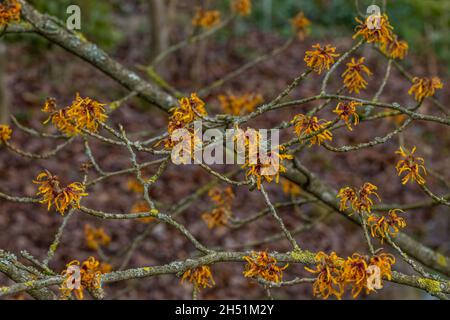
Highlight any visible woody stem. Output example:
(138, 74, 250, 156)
(260, 184, 301, 252)
(360, 211, 375, 256)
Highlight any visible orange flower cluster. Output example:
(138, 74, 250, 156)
(162, 93, 207, 150)
(305, 251, 345, 299)
(390, 114, 407, 127)
(127, 178, 144, 194)
(243, 144, 293, 190)
(354, 11, 409, 62)
(395, 146, 427, 185)
(181, 266, 215, 290)
(42, 94, 108, 136)
(368, 209, 406, 243)
(60, 257, 111, 300)
(208, 186, 234, 205)
(341, 253, 369, 298)
(304, 44, 340, 74)
(354, 12, 409, 61)
(33, 171, 87, 215)
(342, 253, 394, 298)
(41, 97, 57, 113)
(281, 179, 302, 197)
(292, 114, 333, 146)
(291, 12, 311, 40)
(333, 101, 361, 131)
(231, 127, 292, 189)
(381, 36, 408, 60)
(172, 93, 208, 123)
(84, 224, 111, 250)
(337, 182, 380, 213)
(232, 0, 252, 17)
(369, 253, 395, 284)
(0, 124, 12, 142)
(192, 8, 221, 29)
(202, 187, 234, 229)
(353, 14, 394, 46)
(342, 57, 372, 94)
(0, 0, 21, 26)
(408, 77, 443, 102)
(306, 251, 395, 299)
(218, 93, 263, 116)
(243, 251, 288, 283)
(131, 201, 156, 223)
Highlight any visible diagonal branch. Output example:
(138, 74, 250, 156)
(17, 0, 177, 112)
(283, 164, 450, 277)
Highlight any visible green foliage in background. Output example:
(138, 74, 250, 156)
(387, 0, 450, 71)
(30, 0, 122, 49)
(6, 0, 449, 72)
(234, 0, 450, 72)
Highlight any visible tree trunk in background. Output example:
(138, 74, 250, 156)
(148, 0, 169, 77)
(263, 0, 272, 31)
(191, 40, 207, 88)
(0, 42, 9, 125)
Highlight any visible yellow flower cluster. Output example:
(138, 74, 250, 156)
(342, 57, 372, 94)
(368, 209, 406, 243)
(395, 146, 427, 185)
(219, 93, 263, 116)
(354, 13, 408, 61)
(41, 97, 57, 113)
(243, 144, 293, 190)
(0, 0, 21, 26)
(162, 93, 207, 150)
(230, 127, 292, 190)
(60, 257, 111, 300)
(202, 187, 234, 229)
(381, 36, 408, 60)
(292, 114, 333, 146)
(305, 252, 344, 299)
(353, 14, 394, 46)
(306, 251, 395, 299)
(408, 77, 443, 102)
(42, 94, 108, 136)
(0, 124, 12, 143)
(243, 251, 288, 283)
(304, 44, 340, 74)
(33, 171, 88, 215)
(173, 93, 208, 124)
(84, 224, 111, 250)
(342, 253, 394, 298)
(333, 101, 361, 131)
(337, 182, 380, 213)
(232, 0, 252, 17)
(342, 254, 371, 298)
(181, 266, 215, 290)
(291, 11, 311, 40)
(192, 8, 221, 29)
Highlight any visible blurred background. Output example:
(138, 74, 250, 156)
(12, 0, 450, 70)
(0, 0, 449, 299)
